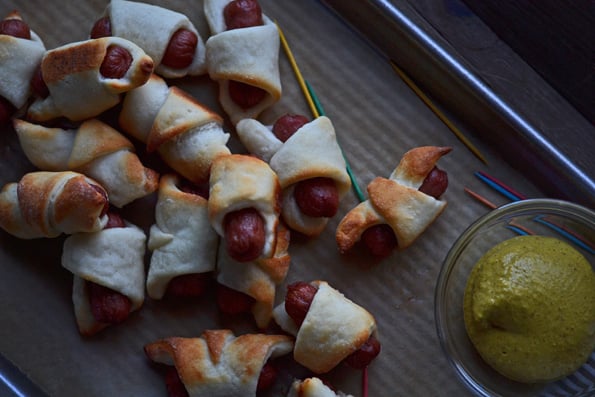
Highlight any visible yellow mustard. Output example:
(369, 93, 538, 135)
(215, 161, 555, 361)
(464, 235, 595, 383)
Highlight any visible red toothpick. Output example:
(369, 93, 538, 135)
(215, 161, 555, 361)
(476, 170, 528, 200)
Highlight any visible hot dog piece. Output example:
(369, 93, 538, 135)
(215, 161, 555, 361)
(228, 80, 267, 110)
(30, 66, 48, 98)
(237, 116, 351, 236)
(224, 0, 263, 30)
(87, 281, 132, 324)
(0, 11, 46, 123)
(418, 166, 448, 199)
(285, 281, 318, 327)
(336, 146, 452, 258)
(146, 174, 218, 300)
(257, 362, 277, 391)
(272, 113, 309, 142)
(165, 273, 210, 299)
(0, 18, 30, 39)
(216, 283, 255, 315)
(294, 177, 340, 218)
(273, 280, 379, 374)
(344, 335, 382, 369)
(100, 45, 133, 78)
(62, 219, 146, 335)
(360, 224, 398, 258)
(162, 29, 198, 69)
(90, 16, 111, 38)
(144, 330, 294, 396)
(165, 367, 189, 397)
(223, 207, 266, 262)
(92, 0, 207, 78)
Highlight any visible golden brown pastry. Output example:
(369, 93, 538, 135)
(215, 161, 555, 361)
(62, 215, 146, 335)
(236, 115, 351, 236)
(203, 0, 281, 125)
(27, 36, 153, 122)
(208, 154, 281, 263)
(0, 11, 45, 122)
(13, 118, 158, 208)
(119, 74, 231, 184)
(90, 0, 207, 78)
(336, 146, 451, 258)
(273, 280, 379, 374)
(0, 171, 108, 239)
(146, 174, 218, 300)
(144, 329, 294, 396)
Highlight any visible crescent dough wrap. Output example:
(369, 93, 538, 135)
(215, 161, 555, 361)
(97, 0, 206, 78)
(0, 11, 46, 110)
(119, 74, 231, 184)
(288, 377, 354, 397)
(236, 116, 351, 236)
(144, 329, 294, 397)
(62, 222, 146, 335)
(217, 222, 291, 328)
(27, 36, 153, 122)
(0, 171, 108, 239)
(336, 146, 452, 252)
(13, 118, 158, 208)
(273, 280, 377, 374)
(208, 154, 281, 261)
(146, 174, 218, 300)
(204, 0, 281, 125)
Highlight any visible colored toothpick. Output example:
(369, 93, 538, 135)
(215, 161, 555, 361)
(389, 60, 488, 165)
(276, 21, 366, 203)
(474, 171, 527, 201)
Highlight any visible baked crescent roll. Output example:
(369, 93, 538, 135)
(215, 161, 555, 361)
(13, 118, 158, 208)
(208, 154, 281, 262)
(144, 329, 294, 397)
(204, 0, 281, 125)
(0, 171, 108, 239)
(27, 36, 153, 122)
(146, 174, 218, 300)
(92, 0, 206, 78)
(336, 146, 452, 253)
(288, 377, 354, 397)
(62, 219, 146, 335)
(119, 74, 231, 184)
(0, 11, 45, 114)
(273, 280, 377, 374)
(236, 116, 352, 236)
(216, 222, 290, 328)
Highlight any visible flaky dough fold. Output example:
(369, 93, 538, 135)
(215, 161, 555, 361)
(144, 329, 294, 397)
(14, 118, 158, 208)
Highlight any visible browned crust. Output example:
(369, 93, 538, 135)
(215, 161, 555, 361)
(52, 174, 107, 231)
(396, 146, 452, 184)
(41, 40, 106, 85)
(68, 119, 134, 168)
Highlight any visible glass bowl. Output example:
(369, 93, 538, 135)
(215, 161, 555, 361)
(435, 199, 595, 397)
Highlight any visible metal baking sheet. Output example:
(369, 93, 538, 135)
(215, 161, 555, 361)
(0, 0, 580, 396)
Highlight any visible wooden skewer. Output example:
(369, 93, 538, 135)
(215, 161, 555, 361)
(389, 60, 488, 165)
